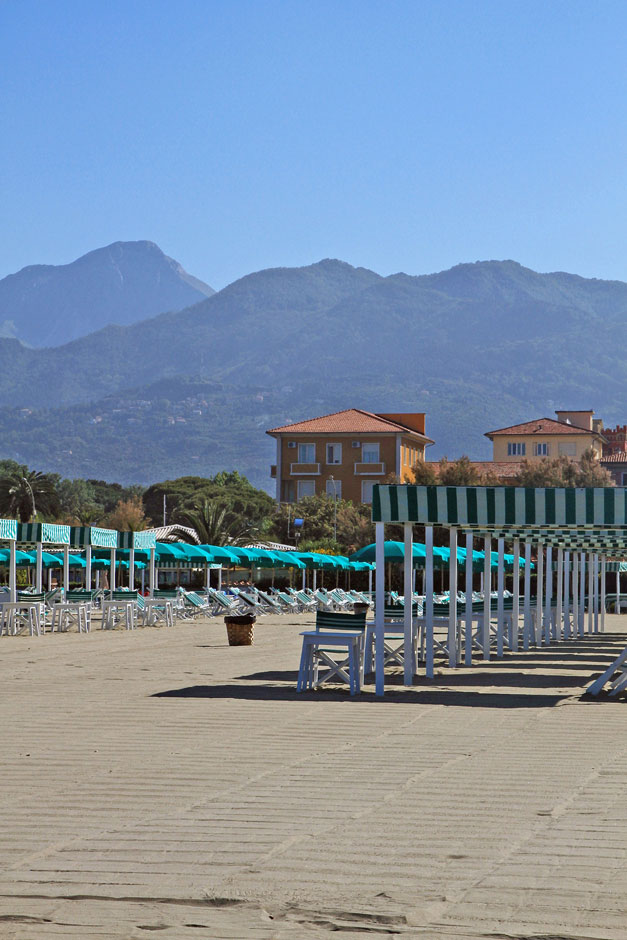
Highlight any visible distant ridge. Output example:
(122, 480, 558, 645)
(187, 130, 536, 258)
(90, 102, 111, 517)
(0, 240, 214, 347)
(0, 254, 626, 488)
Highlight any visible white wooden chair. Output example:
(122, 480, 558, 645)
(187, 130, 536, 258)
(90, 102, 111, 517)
(297, 610, 367, 695)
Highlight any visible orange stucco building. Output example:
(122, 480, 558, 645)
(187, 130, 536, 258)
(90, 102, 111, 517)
(267, 408, 433, 504)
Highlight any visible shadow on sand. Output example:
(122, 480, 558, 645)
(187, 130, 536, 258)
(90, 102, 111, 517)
(151, 632, 627, 708)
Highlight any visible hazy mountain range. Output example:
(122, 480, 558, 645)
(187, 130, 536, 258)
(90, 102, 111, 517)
(1, 241, 626, 490)
(0, 241, 213, 346)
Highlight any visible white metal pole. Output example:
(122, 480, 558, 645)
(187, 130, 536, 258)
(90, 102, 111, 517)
(375, 521, 385, 696)
(535, 544, 544, 646)
(544, 545, 552, 645)
(149, 547, 155, 597)
(425, 525, 434, 678)
(9, 540, 16, 603)
(482, 536, 491, 660)
(35, 542, 43, 594)
(588, 552, 594, 634)
(368, 567, 372, 595)
(556, 548, 563, 643)
(496, 537, 504, 657)
(579, 552, 586, 636)
(85, 544, 92, 591)
(448, 528, 458, 668)
(63, 544, 70, 597)
(523, 542, 531, 650)
(593, 554, 599, 633)
(141, 567, 145, 593)
(601, 556, 606, 632)
(218, 566, 222, 591)
(403, 523, 414, 685)
(512, 539, 520, 651)
(465, 532, 473, 666)
(563, 551, 570, 639)
(571, 551, 579, 639)
(110, 548, 116, 593)
(617, 567, 621, 615)
(129, 547, 135, 591)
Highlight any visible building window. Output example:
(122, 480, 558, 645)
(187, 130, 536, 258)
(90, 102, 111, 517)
(362, 480, 377, 503)
(507, 442, 526, 456)
(362, 442, 380, 463)
(534, 443, 549, 456)
(298, 443, 315, 463)
(558, 442, 576, 456)
(326, 479, 342, 499)
(622, 473, 627, 486)
(326, 443, 342, 465)
(297, 480, 315, 500)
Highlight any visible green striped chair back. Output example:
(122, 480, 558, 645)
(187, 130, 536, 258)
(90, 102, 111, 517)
(315, 610, 367, 631)
(17, 592, 45, 603)
(153, 590, 178, 599)
(66, 591, 94, 603)
(112, 590, 138, 601)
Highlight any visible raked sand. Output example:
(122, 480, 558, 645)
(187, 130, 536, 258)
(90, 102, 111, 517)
(1, 612, 627, 938)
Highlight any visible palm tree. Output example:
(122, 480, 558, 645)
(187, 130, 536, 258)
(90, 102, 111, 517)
(0, 467, 60, 522)
(176, 498, 257, 546)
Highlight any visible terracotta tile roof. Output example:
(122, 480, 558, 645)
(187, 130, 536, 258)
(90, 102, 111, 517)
(485, 417, 598, 437)
(267, 408, 433, 440)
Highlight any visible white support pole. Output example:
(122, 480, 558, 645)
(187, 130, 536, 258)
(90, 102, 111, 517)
(556, 548, 563, 643)
(425, 525, 434, 677)
(544, 545, 552, 645)
(403, 523, 414, 685)
(313, 569, 317, 592)
(141, 567, 146, 593)
(35, 542, 43, 594)
(218, 566, 222, 591)
(572, 551, 579, 639)
(512, 539, 520, 652)
(587, 553, 594, 634)
(563, 551, 570, 640)
(617, 567, 621, 616)
(579, 552, 586, 636)
(465, 532, 473, 666)
(85, 544, 92, 591)
(63, 544, 70, 596)
(523, 542, 531, 650)
(482, 536, 491, 660)
(368, 567, 372, 595)
(149, 547, 156, 597)
(205, 566, 211, 590)
(593, 554, 599, 633)
(9, 540, 16, 603)
(110, 548, 116, 593)
(496, 537, 504, 657)
(129, 548, 135, 591)
(302, 568, 306, 591)
(48, 567, 53, 592)
(375, 521, 386, 696)
(535, 544, 544, 646)
(448, 528, 458, 668)
(601, 556, 606, 632)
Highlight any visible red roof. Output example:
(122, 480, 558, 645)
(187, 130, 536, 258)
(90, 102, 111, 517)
(485, 417, 598, 438)
(267, 408, 433, 440)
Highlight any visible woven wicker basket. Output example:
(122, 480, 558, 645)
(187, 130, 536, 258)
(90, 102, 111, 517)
(225, 615, 255, 646)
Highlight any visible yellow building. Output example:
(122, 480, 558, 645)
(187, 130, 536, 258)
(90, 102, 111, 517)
(267, 408, 433, 504)
(485, 410, 605, 463)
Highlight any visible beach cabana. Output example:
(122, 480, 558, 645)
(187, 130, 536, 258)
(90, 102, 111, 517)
(17, 523, 72, 594)
(70, 526, 119, 591)
(119, 530, 157, 593)
(0, 520, 19, 602)
(370, 484, 627, 696)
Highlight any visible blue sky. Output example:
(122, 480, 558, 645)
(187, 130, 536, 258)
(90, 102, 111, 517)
(2, 0, 627, 288)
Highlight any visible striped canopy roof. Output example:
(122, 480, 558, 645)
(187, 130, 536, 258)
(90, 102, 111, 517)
(70, 526, 118, 548)
(118, 531, 157, 550)
(372, 485, 627, 528)
(0, 519, 17, 541)
(17, 522, 71, 545)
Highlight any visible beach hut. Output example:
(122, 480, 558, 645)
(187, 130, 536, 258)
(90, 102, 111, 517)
(17, 523, 72, 593)
(119, 530, 157, 593)
(370, 484, 627, 696)
(70, 526, 119, 591)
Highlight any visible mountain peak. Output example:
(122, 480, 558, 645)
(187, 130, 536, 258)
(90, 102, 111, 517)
(0, 241, 214, 347)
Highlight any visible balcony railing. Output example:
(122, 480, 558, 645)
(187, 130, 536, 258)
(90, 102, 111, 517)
(354, 461, 385, 475)
(290, 462, 321, 475)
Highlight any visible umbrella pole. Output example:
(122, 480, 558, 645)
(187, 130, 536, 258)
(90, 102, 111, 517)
(129, 548, 135, 591)
(36, 542, 43, 594)
(86, 544, 92, 591)
(63, 545, 70, 598)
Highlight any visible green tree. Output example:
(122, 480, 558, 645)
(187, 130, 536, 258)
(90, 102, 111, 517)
(513, 449, 613, 487)
(0, 466, 60, 522)
(144, 473, 274, 529)
(271, 495, 373, 554)
(176, 498, 258, 545)
(56, 478, 104, 525)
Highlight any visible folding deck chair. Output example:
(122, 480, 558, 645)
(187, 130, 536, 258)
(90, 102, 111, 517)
(297, 610, 367, 694)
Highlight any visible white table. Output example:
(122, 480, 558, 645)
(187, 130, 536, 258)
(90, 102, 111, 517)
(142, 598, 174, 628)
(51, 602, 91, 634)
(101, 599, 137, 631)
(0, 601, 44, 637)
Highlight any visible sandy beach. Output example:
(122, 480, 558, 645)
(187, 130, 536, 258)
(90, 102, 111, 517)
(1, 613, 627, 938)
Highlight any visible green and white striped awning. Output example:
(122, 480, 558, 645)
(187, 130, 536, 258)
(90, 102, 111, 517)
(468, 528, 627, 552)
(372, 485, 627, 528)
(0, 519, 17, 541)
(118, 531, 157, 550)
(17, 523, 71, 545)
(70, 526, 118, 548)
